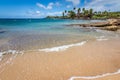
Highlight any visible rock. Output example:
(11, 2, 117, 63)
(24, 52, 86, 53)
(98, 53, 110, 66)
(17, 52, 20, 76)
(0, 30, 6, 33)
(102, 26, 118, 31)
(107, 19, 120, 25)
(66, 19, 120, 31)
(67, 22, 111, 27)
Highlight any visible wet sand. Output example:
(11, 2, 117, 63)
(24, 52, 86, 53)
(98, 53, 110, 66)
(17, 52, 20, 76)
(0, 39, 120, 80)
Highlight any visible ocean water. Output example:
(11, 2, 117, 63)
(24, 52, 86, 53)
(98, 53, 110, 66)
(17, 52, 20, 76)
(0, 18, 118, 53)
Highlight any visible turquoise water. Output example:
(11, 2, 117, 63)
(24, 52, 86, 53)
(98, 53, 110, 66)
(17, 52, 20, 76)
(0, 18, 118, 51)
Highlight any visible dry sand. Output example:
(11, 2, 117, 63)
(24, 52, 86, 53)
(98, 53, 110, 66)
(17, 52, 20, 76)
(0, 39, 120, 80)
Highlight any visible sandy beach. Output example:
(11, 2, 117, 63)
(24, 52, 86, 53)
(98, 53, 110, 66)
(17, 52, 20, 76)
(0, 0, 120, 79)
(0, 38, 120, 80)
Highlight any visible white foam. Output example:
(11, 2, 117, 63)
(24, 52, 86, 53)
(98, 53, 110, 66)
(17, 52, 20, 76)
(69, 69, 120, 80)
(39, 41, 87, 52)
(0, 52, 4, 61)
(0, 50, 23, 61)
(96, 36, 108, 41)
(0, 52, 19, 74)
(97, 38, 108, 41)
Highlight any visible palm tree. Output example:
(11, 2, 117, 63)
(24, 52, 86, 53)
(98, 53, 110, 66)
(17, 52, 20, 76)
(68, 11, 76, 19)
(98, 11, 101, 14)
(103, 10, 108, 15)
(73, 7, 76, 13)
(65, 10, 67, 13)
(85, 10, 89, 15)
(64, 10, 67, 18)
(82, 8, 85, 12)
(77, 8, 81, 18)
(73, 7, 76, 11)
(94, 11, 97, 14)
(89, 8, 93, 15)
(77, 8, 81, 13)
(82, 8, 85, 15)
(89, 8, 93, 19)
(62, 12, 65, 18)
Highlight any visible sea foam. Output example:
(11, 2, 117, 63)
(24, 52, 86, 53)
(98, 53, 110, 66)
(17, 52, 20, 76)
(96, 36, 108, 41)
(69, 69, 120, 80)
(39, 41, 87, 52)
(0, 50, 23, 61)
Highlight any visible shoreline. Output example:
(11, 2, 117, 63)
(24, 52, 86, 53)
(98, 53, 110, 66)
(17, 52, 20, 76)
(69, 69, 120, 80)
(0, 34, 110, 61)
(0, 38, 120, 80)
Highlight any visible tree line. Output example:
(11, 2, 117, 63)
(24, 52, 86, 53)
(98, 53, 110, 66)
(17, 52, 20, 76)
(62, 7, 93, 19)
(47, 7, 120, 19)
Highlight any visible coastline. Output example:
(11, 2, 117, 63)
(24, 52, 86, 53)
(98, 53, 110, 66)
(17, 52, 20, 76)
(0, 38, 120, 80)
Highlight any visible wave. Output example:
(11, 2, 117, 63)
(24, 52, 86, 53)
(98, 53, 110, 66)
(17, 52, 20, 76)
(39, 41, 87, 52)
(0, 50, 23, 61)
(0, 50, 24, 74)
(0, 36, 109, 59)
(69, 69, 120, 80)
(96, 36, 108, 41)
(0, 41, 87, 60)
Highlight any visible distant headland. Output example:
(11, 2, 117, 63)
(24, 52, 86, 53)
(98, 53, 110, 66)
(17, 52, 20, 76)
(46, 7, 120, 20)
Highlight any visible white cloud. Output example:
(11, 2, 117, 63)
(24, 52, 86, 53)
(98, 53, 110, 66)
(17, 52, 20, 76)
(36, 2, 61, 10)
(27, 9, 43, 17)
(36, 10, 40, 14)
(84, 0, 120, 11)
(66, 5, 71, 8)
(66, 0, 80, 6)
(47, 11, 62, 16)
(36, 2, 54, 10)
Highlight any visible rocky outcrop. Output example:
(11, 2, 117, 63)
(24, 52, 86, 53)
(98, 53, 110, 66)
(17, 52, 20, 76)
(103, 19, 120, 31)
(67, 19, 120, 31)
(102, 26, 118, 31)
(107, 19, 120, 26)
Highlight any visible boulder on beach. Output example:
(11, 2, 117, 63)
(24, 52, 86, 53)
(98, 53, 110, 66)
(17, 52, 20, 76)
(102, 26, 118, 31)
(67, 18, 120, 31)
(107, 19, 120, 25)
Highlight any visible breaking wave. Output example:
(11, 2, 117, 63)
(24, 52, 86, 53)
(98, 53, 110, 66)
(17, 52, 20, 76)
(69, 69, 120, 80)
(0, 50, 23, 61)
(39, 41, 87, 52)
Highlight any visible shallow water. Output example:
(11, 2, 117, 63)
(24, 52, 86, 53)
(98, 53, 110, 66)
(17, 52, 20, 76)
(0, 18, 119, 52)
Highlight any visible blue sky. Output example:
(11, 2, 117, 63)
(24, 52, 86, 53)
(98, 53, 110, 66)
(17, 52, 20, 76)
(0, 0, 120, 18)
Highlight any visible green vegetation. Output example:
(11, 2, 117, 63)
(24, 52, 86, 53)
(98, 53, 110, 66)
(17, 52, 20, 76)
(46, 7, 120, 19)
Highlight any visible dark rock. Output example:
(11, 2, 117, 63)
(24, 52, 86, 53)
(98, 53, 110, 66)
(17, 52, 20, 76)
(0, 30, 6, 33)
(102, 26, 118, 31)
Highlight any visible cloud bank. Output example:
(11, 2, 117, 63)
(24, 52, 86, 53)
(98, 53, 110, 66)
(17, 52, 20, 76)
(36, 2, 54, 10)
(84, 0, 120, 11)
(36, 2, 61, 10)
